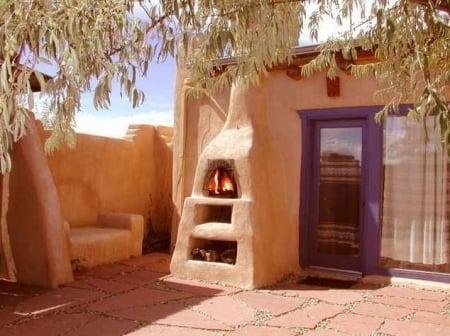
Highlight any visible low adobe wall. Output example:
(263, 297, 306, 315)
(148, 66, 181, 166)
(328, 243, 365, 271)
(38, 123, 173, 234)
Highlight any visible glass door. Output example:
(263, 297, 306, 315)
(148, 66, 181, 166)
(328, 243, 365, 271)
(309, 119, 366, 272)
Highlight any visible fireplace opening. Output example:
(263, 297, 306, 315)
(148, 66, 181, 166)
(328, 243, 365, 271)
(207, 167, 237, 198)
(195, 205, 232, 224)
(190, 239, 237, 265)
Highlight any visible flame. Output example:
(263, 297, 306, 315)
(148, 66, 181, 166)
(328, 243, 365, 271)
(214, 169, 219, 194)
(208, 168, 236, 197)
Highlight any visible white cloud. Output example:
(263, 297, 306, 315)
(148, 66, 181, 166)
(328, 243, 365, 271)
(75, 111, 173, 138)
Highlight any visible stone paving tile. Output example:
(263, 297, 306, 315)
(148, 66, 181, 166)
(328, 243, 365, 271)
(187, 296, 257, 326)
(119, 253, 171, 274)
(326, 313, 384, 336)
(106, 301, 231, 330)
(0, 312, 97, 336)
(370, 294, 448, 313)
(88, 287, 192, 312)
(64, 277, 137, 294)
(232, 291, 305, 315)
(227, 325, 296, 335)
(78, 262, 134, 279)
(411, 311, 450, 326)
(3, 254, 450, 336)
(14, 287, 103, 315)
(0, 280, 45, 296)
(64, 315, 139, 336)
(380, 319, 450, 336)
(0, 293, 30, 308)
(372, 286, 447, 301)
(302, 328, 348, 336)
(267, 284, 364, 305)
(110, 269, 165, 286)
(125, 324, 224, 336)
(351, 301, 413, 319)
(0, 308, 23, 326)
(163, 277, 241, 297)
(266, 302, 345, 329)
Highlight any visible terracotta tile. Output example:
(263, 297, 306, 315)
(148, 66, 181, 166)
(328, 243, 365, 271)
(0, 313, 95, 336)
(0, 293, 30, 308)
(370, 295, 447, 313)
(412, 311, 450, 326)
(78, 263, 134, 279)
(0, 280, 45, 296)
(380, 319, 450, 336)
(268, 285, 364, 305)
(302, 328, 348, 336)
(163, 277, 241, 296)
(110, 270, 164, 286)
(188, 296, 256, 326)
(64, 277, 137, 294)
(64, 315, 138, 336)
(232, 291, 304, 315)
(120, 253, 171, 274)
(107, 301, 230, 330)
(15, 287, 102, 315)
(125, 324, 223, 336)
(227, 325, 296, 335)
(0, 308, 23, 326)
(326, 313, 384, 336)
(373, 286, 447, 302)
(88, 287, 191, 312)
(352, 301, 413, 319)
(266, 302, 344, 328)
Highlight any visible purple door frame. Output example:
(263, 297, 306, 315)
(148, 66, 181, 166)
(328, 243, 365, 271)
(299, 106, 450, 283)
(299, 106, 383, 276)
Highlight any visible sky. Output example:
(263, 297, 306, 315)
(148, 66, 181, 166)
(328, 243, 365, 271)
(33, 5, 363, 139)
(34, 58, 176, 138)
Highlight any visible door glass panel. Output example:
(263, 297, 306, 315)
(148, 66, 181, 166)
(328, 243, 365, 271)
(317, 127, 362, 256)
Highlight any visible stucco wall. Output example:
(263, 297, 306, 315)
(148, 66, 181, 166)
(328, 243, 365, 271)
(174, 68, 381, 268)
(39, 124, 173, 234)
(7, 117, 73, 287)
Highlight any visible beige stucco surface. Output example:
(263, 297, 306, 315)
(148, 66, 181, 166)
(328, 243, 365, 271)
(7, 117, 73, 287)
(68, 213, 144, 268)
(172, 68, 382, 288)
(38, 124, 173, 234)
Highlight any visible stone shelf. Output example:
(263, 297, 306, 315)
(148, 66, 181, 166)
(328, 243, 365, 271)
(191, 223, 236, 241)
(186, 259, 236, 269)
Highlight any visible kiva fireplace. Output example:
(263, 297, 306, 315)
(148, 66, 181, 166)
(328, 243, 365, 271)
(171, 82, 298, 288)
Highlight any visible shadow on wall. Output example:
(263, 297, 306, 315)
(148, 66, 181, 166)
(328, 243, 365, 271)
(37, 121, 174, 238)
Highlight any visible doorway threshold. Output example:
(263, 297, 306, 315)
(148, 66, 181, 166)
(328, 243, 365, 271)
(303, 266, 362, 282)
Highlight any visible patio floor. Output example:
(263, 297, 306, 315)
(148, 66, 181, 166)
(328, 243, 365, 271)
(0, 253, 449, 336)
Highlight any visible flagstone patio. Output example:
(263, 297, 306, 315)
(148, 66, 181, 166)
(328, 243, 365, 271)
(0, 253, 449, 336)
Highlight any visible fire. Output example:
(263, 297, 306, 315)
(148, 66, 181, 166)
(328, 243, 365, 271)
(208, 167, 237, 197)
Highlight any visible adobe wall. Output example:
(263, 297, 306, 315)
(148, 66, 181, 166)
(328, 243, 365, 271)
(7, 117, 73, 287)
(38, 124, 173, 234)
(173, 68, 381, 272)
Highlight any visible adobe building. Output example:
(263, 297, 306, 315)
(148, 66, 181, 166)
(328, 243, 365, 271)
(170, 45, 450, 288)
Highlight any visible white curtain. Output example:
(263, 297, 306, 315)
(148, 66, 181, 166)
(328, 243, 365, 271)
(381, 116, 449, 270)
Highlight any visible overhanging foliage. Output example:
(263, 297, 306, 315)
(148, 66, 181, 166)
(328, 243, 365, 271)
(0, 0, 448, 172)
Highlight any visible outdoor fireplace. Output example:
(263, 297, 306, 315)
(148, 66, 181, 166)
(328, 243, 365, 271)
(171, 82, 296, 289)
